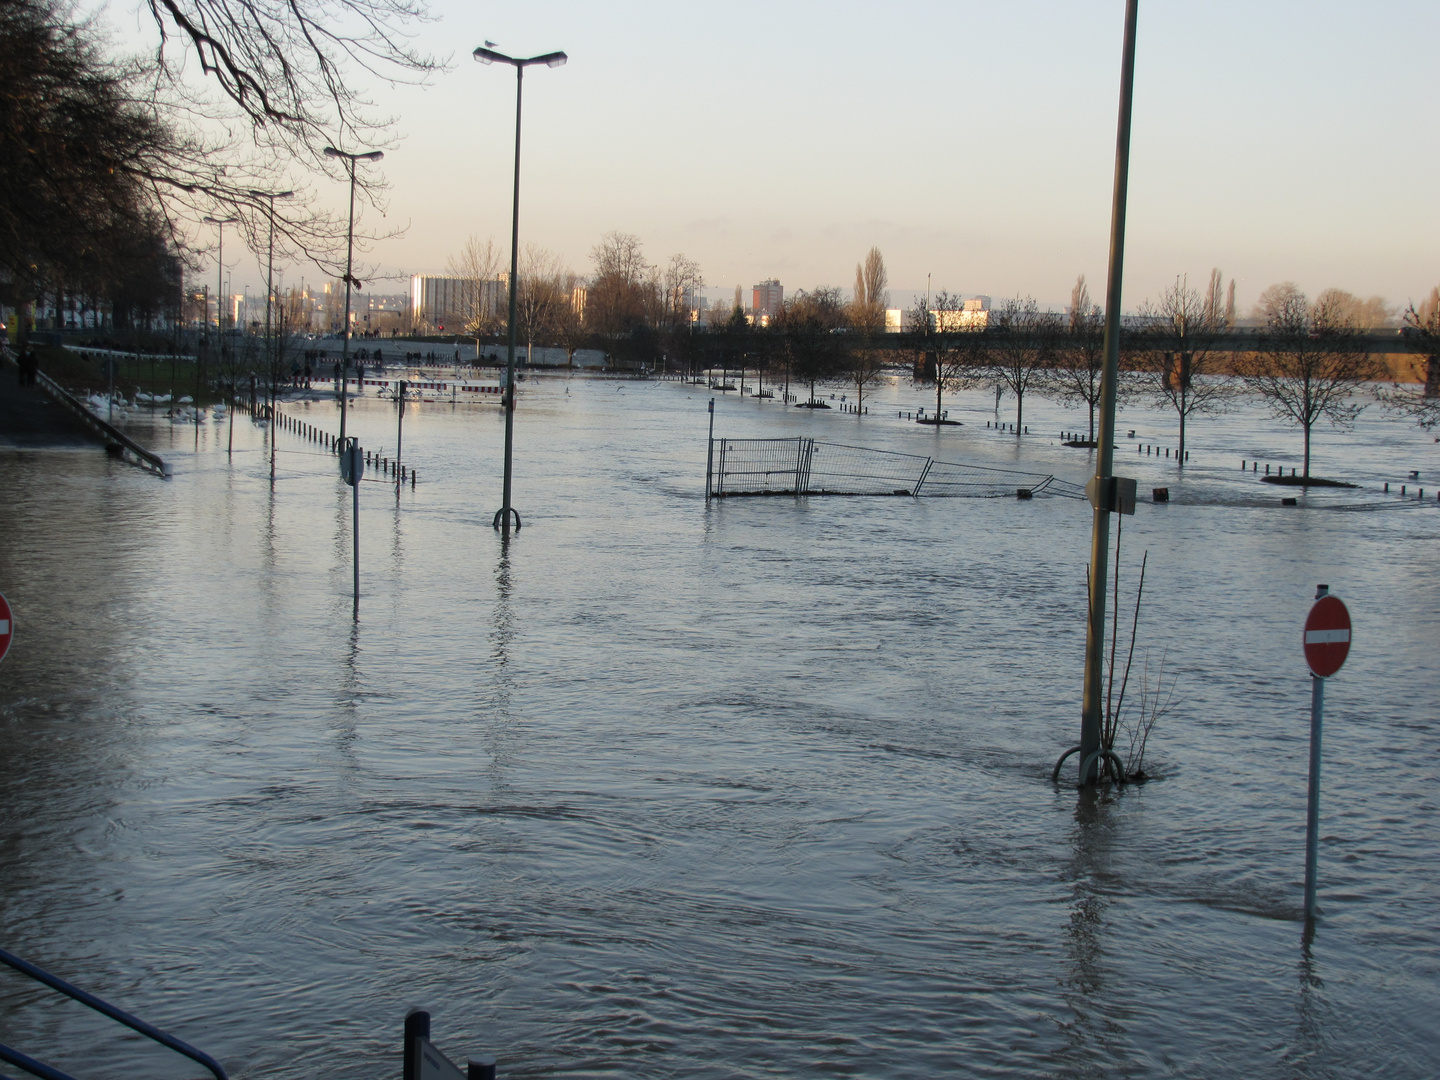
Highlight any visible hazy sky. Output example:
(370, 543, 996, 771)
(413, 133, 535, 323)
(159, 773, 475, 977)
(134, 1, 1440, 312)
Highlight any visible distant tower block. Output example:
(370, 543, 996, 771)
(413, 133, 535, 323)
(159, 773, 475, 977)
(752, 279, 783, 319)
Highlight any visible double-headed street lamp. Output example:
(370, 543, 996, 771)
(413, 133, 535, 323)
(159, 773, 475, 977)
(473, 45, 567, 539)
(202, 215, 240, 340)
(323, 145, 384, 450)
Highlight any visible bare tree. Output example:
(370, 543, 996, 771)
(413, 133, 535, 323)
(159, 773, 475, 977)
(910, 291, 979, 422)
(1381, 289, 1440, 429)
(144, 0, 438, 166)
(1049, 274, 1118, 444)
(1314, 288, 1394, 329)
(588, 231, 651, 342)
(1138, 272, 1235, 462)
(515, 244, 564, 363)
(1237, 287, 1384, 480)
(779, 287, 849, 405)
(985, 296, 1057, 434)
(446, 235, 503, 340)
(552, 272, 589, 369)
(849, 246, 888, 333)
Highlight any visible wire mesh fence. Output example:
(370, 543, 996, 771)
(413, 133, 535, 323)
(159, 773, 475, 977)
(708, 438, 1087, 500)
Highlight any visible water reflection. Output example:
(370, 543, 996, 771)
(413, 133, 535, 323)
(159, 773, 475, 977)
(1056, 788, 1130, 1078)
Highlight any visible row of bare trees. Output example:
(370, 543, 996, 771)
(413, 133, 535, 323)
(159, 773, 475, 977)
(906, 272, 1385, 479)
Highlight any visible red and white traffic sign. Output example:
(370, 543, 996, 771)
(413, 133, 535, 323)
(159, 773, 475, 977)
(0, 592, 12, 665)
(1304, 594, 1350, 678)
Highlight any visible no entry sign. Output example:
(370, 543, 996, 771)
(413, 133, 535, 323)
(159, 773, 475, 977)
(1304, 593, 1351, 678)
(0, 592, 12, 665)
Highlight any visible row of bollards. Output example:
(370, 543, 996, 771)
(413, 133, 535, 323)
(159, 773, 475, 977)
(1241, 460, 1301, 479)
(1139, 444, 1188, 460)
(269, 407, 418, 486)
(839, 403, 869, 414)
(1382, 482, 1433, 500)
(985, 421, 1027, 433)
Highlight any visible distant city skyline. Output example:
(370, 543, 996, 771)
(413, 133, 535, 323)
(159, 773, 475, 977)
(128, 0, 1440, 317)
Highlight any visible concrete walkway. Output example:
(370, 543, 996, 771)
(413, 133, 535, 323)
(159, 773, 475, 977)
(0, 362, 101, 449)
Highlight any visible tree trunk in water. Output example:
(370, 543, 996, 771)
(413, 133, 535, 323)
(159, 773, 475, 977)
(935, 374, 942, 420)
(1178, 410, 1186, 465)
(1015, 392, 1023, 435)
(1089, 400, 1096, 444)
(1303, 422, 1311, 481)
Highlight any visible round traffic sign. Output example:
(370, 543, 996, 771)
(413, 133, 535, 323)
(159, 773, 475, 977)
(1304, 594, 1350, 678)
(0, 592, 12, 665)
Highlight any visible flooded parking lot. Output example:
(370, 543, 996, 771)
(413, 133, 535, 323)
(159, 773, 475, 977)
(1, 373, 1437, 1078)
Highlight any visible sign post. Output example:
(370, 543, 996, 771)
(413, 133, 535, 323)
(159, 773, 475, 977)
(340, 439, 363, 616)
(0, 592, 13, 665)
(705, 398, 715, 499)
(1302, 584, 1351, 921)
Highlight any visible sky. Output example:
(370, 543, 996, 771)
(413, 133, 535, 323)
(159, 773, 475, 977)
(112, 1, 1440, 313)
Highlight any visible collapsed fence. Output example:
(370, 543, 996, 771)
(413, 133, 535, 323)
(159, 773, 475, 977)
(706, 438, 1087, 500)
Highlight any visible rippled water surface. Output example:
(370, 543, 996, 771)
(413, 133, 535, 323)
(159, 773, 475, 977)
(1, 374, 1438, 1079)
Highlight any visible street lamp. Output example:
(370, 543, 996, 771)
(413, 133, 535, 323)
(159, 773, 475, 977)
(473, 44, 568, 538)
(249, 189, 294, 481)
(202, 215, 240, 338)
(323, 146, 384, 451)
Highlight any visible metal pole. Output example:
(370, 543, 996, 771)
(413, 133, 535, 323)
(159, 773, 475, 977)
(266, 197, 277, 482)
(1079, 0, 1140, 784)
(341, 162, 356, 450)
(1304, 673, 1324, 921)
(705, 398, 714, 498)
(351, 437, 361, 618)
(499, 64, 524, 538)
(396, 380, 405, 497)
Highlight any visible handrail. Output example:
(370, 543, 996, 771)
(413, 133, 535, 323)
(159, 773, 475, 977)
(30, 368, 169, 477)
(0, 947, 227, 1080)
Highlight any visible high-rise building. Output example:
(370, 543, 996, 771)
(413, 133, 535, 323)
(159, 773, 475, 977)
(409, 274, 507, 333)
(752, 279, 783, 318)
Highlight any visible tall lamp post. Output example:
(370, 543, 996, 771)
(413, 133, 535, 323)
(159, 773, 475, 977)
(203, 215, 239, 441)
(202, 215, 240, 341)
(474, 44, 568, 539)
(323, 146, 384, 452)
(248, 189, 294, 481)
(1076, 0, 1140, 786)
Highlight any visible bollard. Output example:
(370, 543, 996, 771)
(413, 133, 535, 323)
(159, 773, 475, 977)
(1402, 485, 1406, 495)
(1384, 482, 1389, 492)
(1242, 460, 1246, 470)
(411, 471, 416, 488)
(468, 1057, 497, 1080)
(1253, 462, 1257, 472)
(1266, 464, 1270, 475)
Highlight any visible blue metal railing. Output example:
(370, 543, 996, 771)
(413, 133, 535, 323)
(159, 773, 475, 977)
(0, 946, 226, 1080)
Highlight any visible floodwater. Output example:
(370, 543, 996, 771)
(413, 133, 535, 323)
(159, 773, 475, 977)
(1, 373, 1437, 1079)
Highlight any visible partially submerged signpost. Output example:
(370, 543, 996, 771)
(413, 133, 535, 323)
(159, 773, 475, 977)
(340, 439, 363, 616)
(403, 1009, 495, 1080)
(1302, 585, 1351, 922)
(0, 592, 13, 665)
